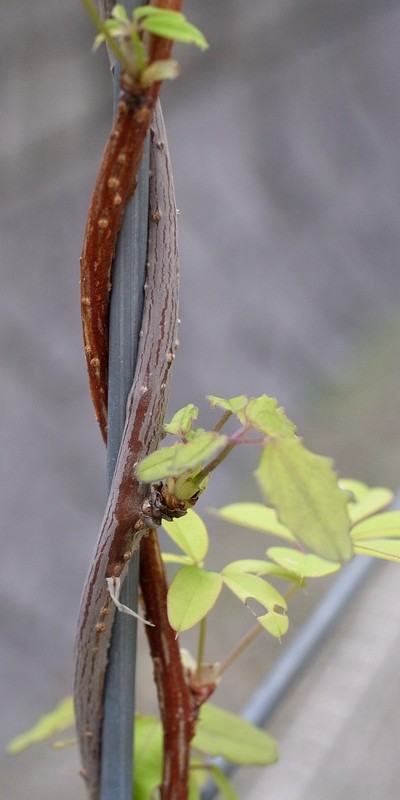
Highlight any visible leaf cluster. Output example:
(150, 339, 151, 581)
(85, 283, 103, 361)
(8, 699, 276, 800)
(82, 1, 208, 85)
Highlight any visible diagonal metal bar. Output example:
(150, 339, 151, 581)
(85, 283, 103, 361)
(201, 555, 378, 800)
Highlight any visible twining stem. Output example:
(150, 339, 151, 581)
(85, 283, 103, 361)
(80, 0, 186, 442)
(140, 531, 195, 800)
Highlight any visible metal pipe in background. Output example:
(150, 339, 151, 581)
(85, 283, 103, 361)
(201, 554, 378, 800)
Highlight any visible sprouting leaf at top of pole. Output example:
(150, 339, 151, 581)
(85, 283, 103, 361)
(83, 1, 208, 87)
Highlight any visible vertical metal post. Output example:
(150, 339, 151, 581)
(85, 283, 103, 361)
(100, 2, 149, 797)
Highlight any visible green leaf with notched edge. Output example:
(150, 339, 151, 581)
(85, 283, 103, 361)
(267, 547, 341, 578)
(351, 510, 400, 541)
(136, 432, 228, 482)
(256, 438, 353, 562)
(207, 394, 248, 415)
(354, 539, 400, 561)
(7, 697, 74, 754)
(339, 478, 369, 501)
(162, 509, 209, 564)
(167, 566, 223, 632)
(134, 715, 162, 800)
(239, 395, 297, 438)
(192, 702, 278, 765)
(257, 608, 289, 637)
(211, 502, 295, 541)
(221, 572, 287, 637)
(164, 404, 199, 436)
(347, 488, 394, 525)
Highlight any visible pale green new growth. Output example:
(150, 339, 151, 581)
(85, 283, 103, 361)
(211, 502, 295, 540)
(83, 1, 208, 85)
(7, 697, 74, 754)
(192, 702, 278, 765)
(162, 509, 209, 563)
(167, 566, 223, 632)
(136, 431, 228, 482)
(267, 547, 341, 578)
(256, 438, 353, 562)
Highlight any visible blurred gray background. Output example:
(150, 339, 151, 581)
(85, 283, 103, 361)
(2, 1, 400, 798)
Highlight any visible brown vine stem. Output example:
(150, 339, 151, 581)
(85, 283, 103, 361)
(74, 103, 180, 800)
(80, 0, 185, 442)
(140, 531, 195, 800)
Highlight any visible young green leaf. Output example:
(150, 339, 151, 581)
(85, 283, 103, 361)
(351, 510, 400, 541)
(133, 7, 185, 21)
(167, 566, 223, 632)
(206, 767, 241, 800)
(267, 546, 341, 578)
(348, 489, 394, 525)
(256, 438, 353, 562)
(257, 608, 289, 637)
(207, 395, 248, 415)
(221, 571, 287, 637)
(211, 502, 295, 541)
(136, 431, 228, 482)
(162, 509, 209, 563)
(240, 395, 297, 439)
(7, 697, 74, 754)
(161, 553, 193, 565)
(224, 558, 305, 586)
(192, 702, 278, 765)
(164, 404, 199, 436)
(134, 715, 163, 800)
(223, 558, 304, 585)
(139, 13, 209, 51)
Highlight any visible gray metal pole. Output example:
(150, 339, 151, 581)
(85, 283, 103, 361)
(100, 2, 149, 797)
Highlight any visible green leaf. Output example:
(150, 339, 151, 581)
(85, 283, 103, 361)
(354, 539, 400, 561)
(221, 572, 287, 637)
(207, 766, 241, 800)
(168, 566, 223, 632)
(211, 502, 295, 541)
(338, 478, 369, 501)
(134, 7, 185, 22)
(257, 609, 289, 637)
(347, 488, 394, 525)
(223, 558, 304, 585)
(207, 395, 248, 415)
(240, 395, 297, 439)
(351, 510, 400, 541)
(193, 702, 278, 765)
(111, 3, 129, 23)
(222, 558, 278, 575)
(134, 715, 162, 800)
(162, 509, 209, 563)
(161, 553, 193, 565)
(255, 438, 353, 562)
(164, 404, 199, 436)
(140, 14, 209, 51)
(141, 59, 180, 87)
(7, 697, 74, 754)
(267, 546, 341, 578)
(136, 432, 228, 482)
